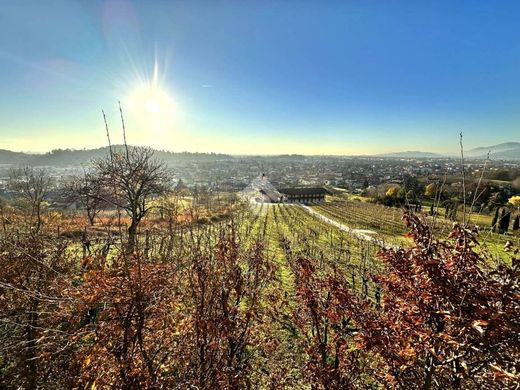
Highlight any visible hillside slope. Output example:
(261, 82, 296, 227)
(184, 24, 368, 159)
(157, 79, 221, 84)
(467, 142, 520, 160)
(0, 146, 233, 167)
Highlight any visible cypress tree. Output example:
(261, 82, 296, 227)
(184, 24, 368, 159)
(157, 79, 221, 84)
(491, 207, 499, 232)
(498, 209, 506, 234)
(504, 211, 511, 233)
(499, 209, 510, 234)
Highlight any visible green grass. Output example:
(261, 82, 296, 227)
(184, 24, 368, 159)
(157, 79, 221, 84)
(311, 196, 514, 263)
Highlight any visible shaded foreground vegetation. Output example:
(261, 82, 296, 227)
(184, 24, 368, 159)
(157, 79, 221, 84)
(1, 211, 518, 388)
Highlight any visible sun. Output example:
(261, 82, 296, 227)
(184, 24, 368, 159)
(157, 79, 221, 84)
(126, 83, 177, 143)
(126, 59, 178, 117)
(122, 60, 180, 146)
(144, 97, 161, 113)
(128, 84, 175, 116)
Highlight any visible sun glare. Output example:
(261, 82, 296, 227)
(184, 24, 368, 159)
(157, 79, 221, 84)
(128, 84, 175, 116)
(126, 58, 177, 116)
(124, 61, 179, 146)
(126, 83, 177, 145)
(144, 97, 161, 113)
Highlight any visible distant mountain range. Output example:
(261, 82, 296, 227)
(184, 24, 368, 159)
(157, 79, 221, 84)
(0, 146, 232, 167)
(378, 142, 520, 160)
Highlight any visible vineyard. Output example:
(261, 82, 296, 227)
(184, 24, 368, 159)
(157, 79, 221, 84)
(310, 196, 515, 262)
(240, 203, 383, 296)
(3, 3, 520, 387)
(1, 185, 518, 388)
(311, 198, 410, 246)
(0, 200, 388, 389)
(85, 201, 387, 300)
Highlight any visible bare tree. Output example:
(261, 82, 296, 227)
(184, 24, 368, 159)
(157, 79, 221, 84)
(93, 146, 171, 249)
(65, 167, 106, 225)
(9, 166, 52, 233)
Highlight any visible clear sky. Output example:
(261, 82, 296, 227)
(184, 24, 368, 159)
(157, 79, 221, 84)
(0, 1, 519, 155)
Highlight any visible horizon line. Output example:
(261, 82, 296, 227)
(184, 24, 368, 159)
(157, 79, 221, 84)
(3, 143, 518, 159)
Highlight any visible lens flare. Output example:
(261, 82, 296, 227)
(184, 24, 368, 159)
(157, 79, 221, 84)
(129, 84, 173, 115)
(124, 59, 178, 145)
(144, 98, 160, 113)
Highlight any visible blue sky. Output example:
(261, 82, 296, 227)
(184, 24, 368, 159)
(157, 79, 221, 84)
(0, 0, 519, 154)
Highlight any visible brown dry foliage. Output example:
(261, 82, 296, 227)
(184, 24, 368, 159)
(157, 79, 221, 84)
(0, 210, 518, 389)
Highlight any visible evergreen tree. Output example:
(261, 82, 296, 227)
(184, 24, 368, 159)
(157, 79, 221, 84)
(512, 214, 519, 232)
(497, 209, 505, 233)
(504, 211, 511, 233)
(498, 209, 510, 234)
(491, 207, 499, 232)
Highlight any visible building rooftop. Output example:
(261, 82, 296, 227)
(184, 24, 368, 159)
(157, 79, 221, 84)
(278, 187, 331, 196)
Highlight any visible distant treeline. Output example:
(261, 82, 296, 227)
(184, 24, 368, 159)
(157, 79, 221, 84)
(484, 168, 520, 182)
(0, 146, 232, 167)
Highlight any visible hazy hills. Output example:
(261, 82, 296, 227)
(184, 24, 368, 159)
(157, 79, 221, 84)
(0, 146, 232, 167)
(377, 151, 444, 158)
(466, 142, 520, 160)
(379, 142, 520, 160)
(0, 149, 30, 164)
(0, 141, 518, 166)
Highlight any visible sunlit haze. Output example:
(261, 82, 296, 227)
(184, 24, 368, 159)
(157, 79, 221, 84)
(1, 1, 519, 155)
